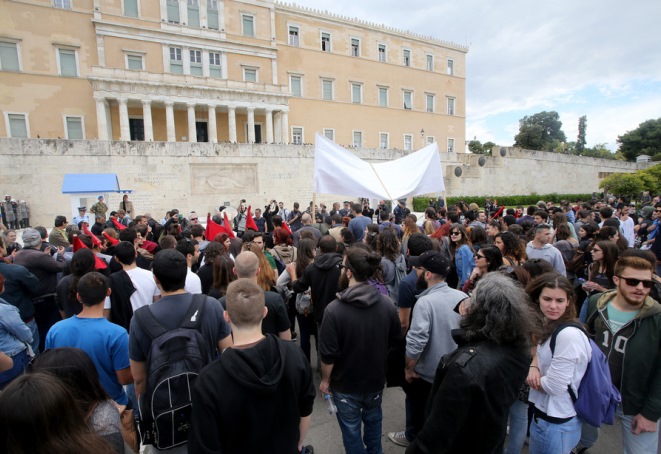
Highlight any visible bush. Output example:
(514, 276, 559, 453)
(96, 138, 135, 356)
(412, 193, 595, 211)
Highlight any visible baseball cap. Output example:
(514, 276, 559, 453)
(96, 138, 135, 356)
(22, 228, 42, 248)
(408, 251, 450, 276)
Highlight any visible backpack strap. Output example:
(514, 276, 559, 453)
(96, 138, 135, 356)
(180, 293, 206, 330)
(549, 320, 587, 403)
(134, 304, 169, 341)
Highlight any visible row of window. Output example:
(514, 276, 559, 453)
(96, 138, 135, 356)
(302, 128, 455, 152)
(291, 75, 456, 114)
(0, 40, 81, 76)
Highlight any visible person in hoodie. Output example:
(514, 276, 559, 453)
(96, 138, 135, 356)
(318, 247, 401, 454)
(525, 224, 567, 276)
(189, 278, 315, 454)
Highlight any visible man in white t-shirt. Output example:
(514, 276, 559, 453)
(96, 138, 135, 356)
(176, 238, 202, 294)
(618, 204, 635, 248)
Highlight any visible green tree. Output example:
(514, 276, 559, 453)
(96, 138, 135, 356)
(640, 163, 661, 194)
(616, 118, 661, 161)
(581, 143, 616, 160)
(599, 173, 646, 198)
(577, 115, 587, 153)
(482, 141, 496, 154)
(514, 111, 567, 152)
(468, 140, 483, 153)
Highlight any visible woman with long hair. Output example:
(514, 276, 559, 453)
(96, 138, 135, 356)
(376, 229, 405, 297)
(29, 348, 127, 452)
(596, 225, 628, 253)
(279, 238, 317, 362)
(0, 372, 115, 454)
(196, 241, 224, 295)
(55, 248, 96, 317)
(469, 226, 488, 253)
(208, 255, 236, 299)
(401, 215, 420, 256)
(270, 227, 297, 266)
(577, 241, 619, 322)
(363, 223, 380, 252)
(494, 231, 526, 266)
(448, 223, 475, 288)
(249, 243, 276, 291)
(461, 246, 503, 294)
(526, 274, 591, 454)
(553, 224, 578, 267)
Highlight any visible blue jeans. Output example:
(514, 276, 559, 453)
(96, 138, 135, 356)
(334, 391, 383, 454)
(26, 319, 39, 354)
(529, 415, 582, 454)
(504, 400, 529, 454)
(0, 349, 29, 390)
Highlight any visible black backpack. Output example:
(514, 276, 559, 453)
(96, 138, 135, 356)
(134, 294, 210, 450)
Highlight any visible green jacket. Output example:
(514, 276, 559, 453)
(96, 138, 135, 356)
(587, 291, 661, 421)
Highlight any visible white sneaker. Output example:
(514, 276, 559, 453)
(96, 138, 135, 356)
(388, 431, 411, 447)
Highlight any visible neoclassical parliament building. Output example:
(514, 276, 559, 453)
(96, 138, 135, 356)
(1, 0, 467, 151)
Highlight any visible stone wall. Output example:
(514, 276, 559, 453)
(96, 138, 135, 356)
(0, 139, 648, 227)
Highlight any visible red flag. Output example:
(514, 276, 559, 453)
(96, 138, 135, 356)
(72, 235, 108, 269)
(82, 225, 103, 248)
(281, 221, 292, 235)
(111, 218, 127, 230)
(205, 213, 225, 240)
(223, 212, 236, 239)
(492, 205, 505, 219)
(245, 205, 259, 232)
(102, 232, 120, 246)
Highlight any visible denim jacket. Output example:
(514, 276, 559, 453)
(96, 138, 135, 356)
(0, 298, 32, 357)
(455, 244, 475, 288)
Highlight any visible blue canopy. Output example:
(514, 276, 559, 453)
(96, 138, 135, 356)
(61, 174, 132, 194)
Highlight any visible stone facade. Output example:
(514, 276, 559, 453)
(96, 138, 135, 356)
(0, 138, 647, 227)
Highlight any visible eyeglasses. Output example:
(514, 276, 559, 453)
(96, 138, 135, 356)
(616, 276, 654, 289)
(451, 231, 461, 235)
(474, 254, 485, 259)
(190, 217, 198, 221)
(655, 210, 661, 213)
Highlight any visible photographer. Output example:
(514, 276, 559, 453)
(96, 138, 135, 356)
(264, 200, 280, 232)
(362, 200, 374, 221)
(234, 199, 247, 238)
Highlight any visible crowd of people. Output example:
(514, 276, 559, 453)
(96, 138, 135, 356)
(0, 192, 660, 454)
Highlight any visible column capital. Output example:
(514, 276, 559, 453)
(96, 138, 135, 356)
(117, 97, 128, 105)
(93, 95, 107, 103)
(207, 103, 218, 110)
(164, 100, 175, 107)
(141, 99, 152, 106)
(264, 107, 273, 113)
(227, 105, 236, 112)
(186, 102, 197, 108)
(246, 106, 255, 113)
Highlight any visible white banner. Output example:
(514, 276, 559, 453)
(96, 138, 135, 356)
(313, 133, 445, 200)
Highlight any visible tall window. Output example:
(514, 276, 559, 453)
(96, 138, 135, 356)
(167, 0, 179, 23)
(404, 134, 412, 150)
(448, 138, 455, 153)
(209, 52, 221, 78)
(169, 47, 183, 74)
(189, 49, 202, 76)
(426, 54, 433, 71)
(353, 131, 363, 148)
(288, 26, 299, 46)
(403, 91, 412, 110)
(426, 136, 435, 145)
(351, 38, 360, 57)
(57, 48, 78, 77)
(207, 0, 219, 30)
(378, 44, 386, 62)
(351, 83, 362, 104)
(292, 127, 303, 145)
(65, 116, 84, 140)
(54, 0, 72, 9)
(242, 15, 255, 37)
(290, 75, 302, 97)
(127, 54, 143, 70)
(187, 0, 200, 27)
(323, 129, 334, 141)
(447, 59, 454, 75)
(378, 87, 388, 107)
(124, 0, 138, 17)
(379, 133, 389, 149)
(5, 113, 28, 138)
(426, 94, 435, 113)
(0, 41, 20, 72)
(403, 49, 411, 67)
(243, 68, 257, 82)
(447, 97, 455, 115)
(321, 32, 331, 52)
(322, 79, 333, 100)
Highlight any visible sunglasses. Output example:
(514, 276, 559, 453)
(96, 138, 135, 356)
(616, 276, 654, 289)
(451, 231, 461, 235)
(474, 254, 485, 259)
(190, 218, 198, 221)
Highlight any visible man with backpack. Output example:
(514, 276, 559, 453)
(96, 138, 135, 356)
(129, 249, 233, 452)
(573, 255, 661, 454)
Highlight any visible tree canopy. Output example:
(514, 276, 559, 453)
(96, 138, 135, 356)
(467, 140, 497, 155)
(599, 163, 661, 197)
(514, 111, 567, 152)
(617, 118, 661, 161)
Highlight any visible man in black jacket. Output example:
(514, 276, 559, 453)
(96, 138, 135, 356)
(189, 279, 315, 454)
(318, 247, 401, 454)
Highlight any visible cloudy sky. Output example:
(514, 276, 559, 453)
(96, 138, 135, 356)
(288, 0, 661, 151)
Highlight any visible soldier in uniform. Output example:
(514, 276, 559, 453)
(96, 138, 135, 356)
(90, 195, 108, 218)
(72, 206, 91, 228)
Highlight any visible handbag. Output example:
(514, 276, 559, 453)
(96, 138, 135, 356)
(295, 290, 312, 315)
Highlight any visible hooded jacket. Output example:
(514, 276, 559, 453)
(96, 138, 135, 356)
(319, 282, 401, 394)
(587, 290, 661, 421)
(270, 244, 297, 265)
(189, 335, 315, 454)
(292, 252, 343, 324)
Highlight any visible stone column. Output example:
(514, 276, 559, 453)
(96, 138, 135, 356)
(265, 108, 274, 144)
(165, 101, 176, 142)
(142, 100, 153, 141)
(274, 111, 282, 143)
(208, 104, 217, 143)
(227, 106, 237, 143)
(118, 98, 130, 141)
(187, 103, 197, 142)
(247, 107, 256, 143)
(94, 97, 108, 141)
(281, 110, 289, 144)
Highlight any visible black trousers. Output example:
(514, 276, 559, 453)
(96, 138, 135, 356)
(33, 296, 62, 352)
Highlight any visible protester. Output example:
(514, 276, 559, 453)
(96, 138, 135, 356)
(448, 223, 475, 288)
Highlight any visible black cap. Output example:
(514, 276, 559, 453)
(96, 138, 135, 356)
(408, 251, 450, 276)
(78, 206, 86, 211)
